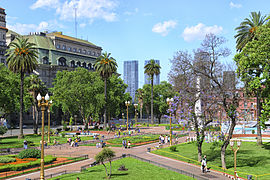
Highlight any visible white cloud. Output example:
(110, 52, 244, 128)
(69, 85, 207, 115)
(152, 20, 177, 36)
(79, 23, 86, 28)
(7, 20, 64, 35)
(182, 23, 223, 42)
(229, 2, 242, 8)
(30, 0, 118, 22)
(30, 0, 60, 9)
(124, 8, 139, 16)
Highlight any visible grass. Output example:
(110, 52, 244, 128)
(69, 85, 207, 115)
(152, 141, 270, 180)
(106, 134, 160, 144)
(0, 134, 93, 149)
(49, 157, 193, 180)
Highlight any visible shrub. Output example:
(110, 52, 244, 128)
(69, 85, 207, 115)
(0, 126, 8, 135)
(18, 149, 41, 159)
(252, 130, 255, 134)
(170, 145, 177, 152)
(0, 156, 16, 163)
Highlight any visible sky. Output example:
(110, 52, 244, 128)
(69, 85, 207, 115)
(1, 0, 270, 88)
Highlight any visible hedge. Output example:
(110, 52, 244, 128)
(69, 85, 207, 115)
(0, 156, 16, 163)
(18, 149, 41, 159)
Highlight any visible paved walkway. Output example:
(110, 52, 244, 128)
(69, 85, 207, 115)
(8, 127, 231, 180)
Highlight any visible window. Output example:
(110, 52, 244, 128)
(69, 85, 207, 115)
(43, 57, 49, 64)
(62, 45, 66, 50)
(3, 34, 5, 40)
(76, 61, 81, 67)
(70, 60, 75, 68)
(78, 49, 81, 53)
(88, 51, 91, 55)
(92, 52, 95, 56)
(68, 47, 72, 51)
(56, 44, 60, 49)
(83, 50, 86, 54)
(82, 62, 86, 68)
(58, 57, 67, 66)
(73, 48, 77, 52)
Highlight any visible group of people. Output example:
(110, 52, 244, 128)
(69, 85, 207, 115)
(122, 139, 131, 148)
(159, 135, 170, 144)
(67, 137, 81, 147)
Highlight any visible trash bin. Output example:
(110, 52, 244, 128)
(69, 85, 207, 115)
(147, 147, 151, 152)
(247, 175, 252, 180)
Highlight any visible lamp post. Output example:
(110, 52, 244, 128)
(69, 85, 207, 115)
(230, 139, 242, 180)
(166, 98, 173, 146)
(47, 100, 52, 143)
(37, 93, 50, 180)
(134, 104, 138, 125)
(125, 101, 130, 131)
(139, 97, 143, 123)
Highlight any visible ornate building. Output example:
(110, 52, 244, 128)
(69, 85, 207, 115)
(0, 7, 7, 63)
(6, 31, 102, 87)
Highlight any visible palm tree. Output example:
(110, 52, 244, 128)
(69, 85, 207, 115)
(28, 75, 46, 134)
(5, 37, 38, 138)
(235, 11, 267, 52)
(94, 52, 117, 128)
(144, 59, 161, 124)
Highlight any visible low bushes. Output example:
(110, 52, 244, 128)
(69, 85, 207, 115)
(169, 145, 177, 152)
(0, 156, 16, 163)
(0, 155, 56, 172)
(18, 149, 41, 159)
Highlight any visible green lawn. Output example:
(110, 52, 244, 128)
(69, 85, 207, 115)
(0, 134, 92, 149)
(49, 157, 193, 180)
(152, 141, 270, 180)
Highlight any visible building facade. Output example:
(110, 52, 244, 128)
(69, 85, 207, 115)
(144, 59, 160, 85)
(6, 31, 102, 88)
(124, 60, 138, 101)
(0, 7, 7, 63)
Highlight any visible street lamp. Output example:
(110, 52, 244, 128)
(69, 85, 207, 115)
(134, 104, 138, 125)
(37, 93, 50, 180)
(125, 101, 130, 131)
(166, 98, 174, 146)
(47, 100, 52, 143)
(230, 139, 242, 180)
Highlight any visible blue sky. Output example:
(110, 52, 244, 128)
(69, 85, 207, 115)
(1, 0, 270, 87)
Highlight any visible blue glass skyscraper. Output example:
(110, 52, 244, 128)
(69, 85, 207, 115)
(124, 60, 138, 101)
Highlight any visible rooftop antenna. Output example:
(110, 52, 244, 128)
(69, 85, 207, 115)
(74, 7, 77, 38)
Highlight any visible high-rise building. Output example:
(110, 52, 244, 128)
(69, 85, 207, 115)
(144, 60, 160, 85)
(0, 7, 7, 63)
(124, 60, 138, 101)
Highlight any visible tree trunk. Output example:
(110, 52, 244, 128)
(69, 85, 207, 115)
(221, 118, 236, 169)
(34, 105, 39, 134)
(102, 163, 108, 177)
(18, 72, 24, 139)
(109, 161, 112, 178)
(104, 78, 107, 129)
(256, 91, 262, 145)
(140, 105, 143, 123)
(151, 75, 154, 124)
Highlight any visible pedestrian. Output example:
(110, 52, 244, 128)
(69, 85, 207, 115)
(161, 136, 164, 144)
(165, 135, 168, 144)
(118, 130, 121, 137)
(23, 140, 28, 149)
(201, 155, 207, 173)
(127, 141, 131, 148)
(76, 177, 80, 180)
(128, 130, 131, 136)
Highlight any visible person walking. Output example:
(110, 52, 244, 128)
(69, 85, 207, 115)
(23, 140, 28, 149)
(201, 155, 207, 173)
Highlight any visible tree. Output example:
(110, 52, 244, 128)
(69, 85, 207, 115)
(235, 11, 267, 52)
(26, 75, 47, 134)
(95, 148, 116, 178)
(51, 68, 104, 128)
(0, 126, 8, 136)
(169, 34, 239, 168)
(234, 24, 270, 145)
(94, 52, 118, 128)
(144, 59, 161, 124)
(5, 37, 38, 138)
(106, 74, 129, 122)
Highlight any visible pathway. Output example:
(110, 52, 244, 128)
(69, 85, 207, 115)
(8, 127, 232, 180)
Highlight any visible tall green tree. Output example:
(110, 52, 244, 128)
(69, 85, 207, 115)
(235, 11, 267, 51)
(51, 68, 104, 128)
(94, 52, 118, 128)
(234, 24, 270, 145)
(26, 75, 47, 134)
(144, 59, 161, 124)
(5, 37, 38, 138)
